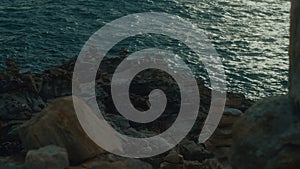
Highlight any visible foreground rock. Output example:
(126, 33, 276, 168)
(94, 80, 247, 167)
(289, 0, 300, 107)
(205, 107, 242, 168)
(160, 150, 184, 169)
(0, 156, 23, 169)
(0, 56, 254, 168)
(0, 92, 45, 121)
(231, 96, 300, 169)
(25, 145, 69, 169)
(18, 97, 122, 164)
(68, 156, 153, 169)
(179, 139, 213, 162)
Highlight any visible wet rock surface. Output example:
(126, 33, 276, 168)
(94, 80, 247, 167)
(0, 57, 253, 168)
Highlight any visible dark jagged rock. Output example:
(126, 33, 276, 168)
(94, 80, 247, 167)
(179, 139, 213, 162)
(184, 160, 205, 169)
(0, 55, 253, 169)
(160, 162, 184, 169)
(5, 58, 20, 78)
(0, 119, 24, 156)
(0, 72, 46, 156)
(67, 156, 153, 169)
(163, 150, 184, 164)
(39, 68, 72, 100)
(0, 156, 23, 169)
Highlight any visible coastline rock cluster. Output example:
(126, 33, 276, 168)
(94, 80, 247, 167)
(1, 2, 299, 169)
(0, 57, 253, 169)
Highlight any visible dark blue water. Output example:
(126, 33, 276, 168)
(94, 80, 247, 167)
(0, 0, 290, 100)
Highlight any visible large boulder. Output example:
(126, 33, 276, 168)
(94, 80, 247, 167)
(19, 96, 122, 164)
(230, 96, 300, 169)
(24, 145, 69, 169)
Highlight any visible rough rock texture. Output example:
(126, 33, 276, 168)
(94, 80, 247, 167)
(0, 66, 47, 156)
(39, 68, 72, 100)
(160, 150, 184, 169)
(203, 159, 226, 169)
(230, 96, 300, 169)
(163, 150, 184, 164)
(0, 156, 23, 169)
(0, 55, 254, 168)
(289, 0, 300, 107)
(179, 139, 213, 162)
(18, 97, 122, 164)
(24, 145, 69, 169)
(0, 92, 45, 121)
(184, 160, 205, 169)
(68, 156, 153, 169)
(0, 121, 23, 156)
(160, 162, 185, 169)
(205, 107, 242, 168)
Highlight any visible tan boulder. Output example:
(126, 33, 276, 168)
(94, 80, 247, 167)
(24, 145, 69, 169)
(19, 96, 122, 164)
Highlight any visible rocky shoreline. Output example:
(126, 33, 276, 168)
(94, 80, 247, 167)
(2, 2, 300, 169)
(0, 56, 253, 169)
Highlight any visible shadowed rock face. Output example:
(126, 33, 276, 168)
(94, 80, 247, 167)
(231, 96, 300, 169)
(289, 0, 300, 108)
